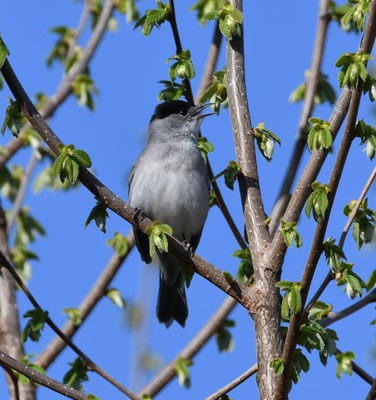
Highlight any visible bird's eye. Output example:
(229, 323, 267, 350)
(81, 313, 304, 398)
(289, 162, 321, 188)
(179, 109, 188, 116)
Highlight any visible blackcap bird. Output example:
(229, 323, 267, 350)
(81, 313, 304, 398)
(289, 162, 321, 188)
(128, 100, 213, 327)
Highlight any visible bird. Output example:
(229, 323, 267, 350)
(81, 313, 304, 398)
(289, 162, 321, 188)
(128, 100, 213, 327)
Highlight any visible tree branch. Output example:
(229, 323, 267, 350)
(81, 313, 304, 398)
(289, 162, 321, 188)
(139, 296, 237, 397)
(366, 377, 376, 400)
(0, 0, 115, 171)
(272, 0, 331, 229)
(0, 349, 88, 400)
(275, 2, 376, 396)
(35, 231, 135, 370)
(205, 363, 258, 400)
(336, 347, 373, 385)
(0, 250, 140, 400)
(306, 162, 376, 312)
(6, 151, 38, 235)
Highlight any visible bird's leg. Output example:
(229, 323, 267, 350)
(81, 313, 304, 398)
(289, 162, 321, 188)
(133, 207, 146, 223)
(182, 239, 194, 257)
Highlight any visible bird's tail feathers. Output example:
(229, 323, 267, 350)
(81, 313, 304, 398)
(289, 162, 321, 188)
(156, 270, 188, 328)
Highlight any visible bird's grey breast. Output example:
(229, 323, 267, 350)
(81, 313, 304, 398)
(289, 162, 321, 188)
(129, 139, 209, 241)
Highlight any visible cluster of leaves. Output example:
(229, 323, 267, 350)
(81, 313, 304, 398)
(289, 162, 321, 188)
(46, 26, 75, 67)
(305, 181, 330, 222)
(336, 351, 356, 379)
(197, 136, 214, 163)
(0, 34, 10, 70)
(276, 280, 302, 320)
(190, 0, 225, 24)
(203, 1, 243, 40)
(362, 75, 376, 101)
(0, 164, 22, 202)
(174, 357, 193, 388)
(307, 117, 332, 152)
(199, 68, 228, 113)
(134, 0, 170, 37)
(215, 319, 236, 352)
(62, 308, 82, 326)
(145, 220, 173, 258)
(323, 237, 346, 271)
(107, 232, 129, 257)
(355, 119, 376, 160)
(34, 165, 78, 194)
(1, 97, 24, 137)
(254, 122, 281, 162)
(342, 0, 370, 32)
(15, 207, 46, 248)
(281, 221, 303, 248)
(308, 301, 333, 321)
(212, 160, 241, 190)
(167, 50, 195, 82)
(330, 2, 357, 32)
(72, 73, 99, 111)
(11, 246, 37, 285)
(63, 357, 89, 391)
(53, 143, 92, 184)
(85, 197, 109, 233)
(289, 72, 336, 105)
(336, 51, 373, 88)
(336, 261, 366, 299)
(21, 309, 46, 343)
(270, 348, 310, 391)
(232, 248, 253, 284)
(13, 354, 46, 385)
(298, 319, 338, 366)
(158, 80, 186, 101)
(344, 198, 376, 250)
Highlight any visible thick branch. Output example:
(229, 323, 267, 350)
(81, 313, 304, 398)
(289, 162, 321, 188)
(0, 349, 87, 400)
(276, 2, 376, 396)
(35, 231, 135, 370)
(0, 251, 140, 400)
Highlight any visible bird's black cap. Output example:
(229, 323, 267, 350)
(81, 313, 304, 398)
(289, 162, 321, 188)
(150, 100, 192, 122)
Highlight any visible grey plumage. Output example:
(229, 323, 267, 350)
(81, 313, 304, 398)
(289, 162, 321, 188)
(128, 100, 211, 327)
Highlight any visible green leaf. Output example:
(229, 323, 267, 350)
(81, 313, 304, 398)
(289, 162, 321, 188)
(73, 149, 92, 167)
(276, 280, 295, 290)
(13, 354, 46, 385)
(1, 98, 24, 137)
(366, 270, 376, 291)
(223, 160, 241, 190)
(22, 309, 46, 343)
(270, 358, 284, 376)
(281, 294, 290, 320)
(145, 220, 173, 257)
(307, 118, 332, 152)
(336, 351, 355, 379)
(233, 248, 253, 284)
(215, 319, 235, 352)
(289, 288, 302, 314)
(106, 288, 126, 308)
(308, 301, 332, 321)
(174, 358, 193, 389)
(63, 357, 88, 391)
(281, 220, 303, 248)
(15, 207, 45, 248)
(323, 237, 346, 271)
(0, 35, 10, 69)
(72, 73, 98, 111)
(223, 270, 234, 284)
(106, 232, 129, 257)
(197, 137, 214, 162)
(85, 199, 109, 233)
(62, 308, 82, 326)
(254, 122, 281, 162)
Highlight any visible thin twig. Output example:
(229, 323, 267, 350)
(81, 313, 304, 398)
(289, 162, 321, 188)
(205, 364, 257, 400)
(275, 2, 376, 396)
(366, 378, 376, 400)
(0, 349, 87, 400)
(35, 231, 135, 370)
(320, 288, 376, 328)
(0, 250, 140, 400)
(272, 0, 330, 226)
(67, 0, 91, 61)
(306, 162, 376, 312)
(195, 21, 222, 103)
(139, 296, 237, 397)
(6, 151, 38, 235)
(2, 364, 20, 400)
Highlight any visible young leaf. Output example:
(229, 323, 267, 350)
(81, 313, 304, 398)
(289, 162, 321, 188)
(336, 351, 355, 379)
(197, 137, 215, 162)
(335, 51, 373, 88)
(22, 309, 46, 343)
(174, 357, 193, 388)
(305, 181, 330, 222)
(215, 319, 235, 352)
(145, 220, 173, 257)
(63, 357, 88, 391)
(106, 288, 126, 308)
(254, 122, 281, 162)
(281, 221, 303, 248)
(0, 35, 10, 69)
(233, 248, 253, 284)
(307, 118, 332, 152)
(270, 358, 284, 376)
(85, 198, 109, 233)
(62, 308, 82, 326)
(1, 98, 25, 137)
(106, 232, 129, 257)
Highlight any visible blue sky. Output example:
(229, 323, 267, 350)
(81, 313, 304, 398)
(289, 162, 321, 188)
(0, 1, 375, 399)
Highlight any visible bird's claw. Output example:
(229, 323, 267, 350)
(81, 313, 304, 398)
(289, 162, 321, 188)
(182, 240, 194, 257)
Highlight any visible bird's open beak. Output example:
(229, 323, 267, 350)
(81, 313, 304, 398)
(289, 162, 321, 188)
(193, 103, 216, 119)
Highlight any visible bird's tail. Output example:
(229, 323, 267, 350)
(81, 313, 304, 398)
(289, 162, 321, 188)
(156, 270, 188, 328)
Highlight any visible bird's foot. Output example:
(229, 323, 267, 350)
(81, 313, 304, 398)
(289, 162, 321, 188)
(133, 207, 146, 223)
(182, 240, 194, 257)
